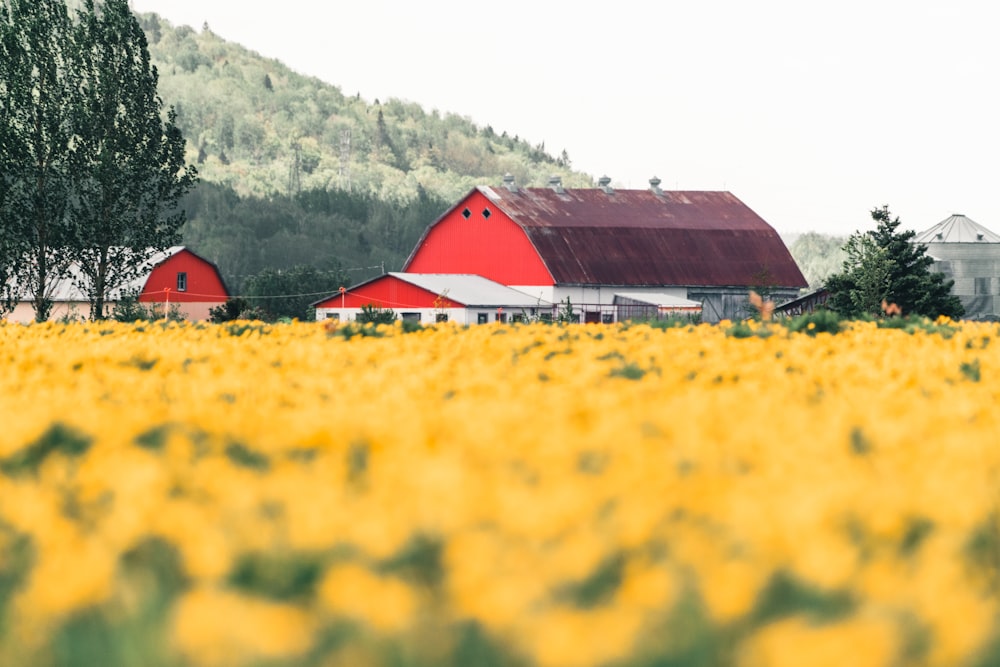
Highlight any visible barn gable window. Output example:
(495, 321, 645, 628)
(482, 208, 492, 219)
(176, 272, 188, 292)
(461, 208, 472, 219)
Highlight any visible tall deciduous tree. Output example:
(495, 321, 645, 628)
(0, 2, 17, 315)
(0, 0, 79, 320)
(826, 206, 964, 319)
(69, 0, 196, 319)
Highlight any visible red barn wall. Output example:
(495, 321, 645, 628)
(314, 275, 463, 310)
(404, 191, 554, 286)
(140, 249, 228, 320)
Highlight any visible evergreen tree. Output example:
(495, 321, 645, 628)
(826, 206, 964, 319)
(69, 0, 196, 319)
(0, 0, 79, 320)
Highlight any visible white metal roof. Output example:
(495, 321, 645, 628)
(12, 247, 186, 301)
(389, 273, 550, 308)
(613, 292, 703, 308)
(914, 214, 1000, 244)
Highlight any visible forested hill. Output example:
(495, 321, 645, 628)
(132, 12, 594, 291)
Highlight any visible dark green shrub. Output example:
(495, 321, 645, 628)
(784, 310, 843, 336)
(357, 304, 396, 325)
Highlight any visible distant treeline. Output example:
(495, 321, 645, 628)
(180, 182, 452, 294)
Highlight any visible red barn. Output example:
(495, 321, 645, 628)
(137, 247, 230, 320)
(6, 246, 229, 322)
(402, 176, 807, 322)
(313, 272, 549, 324)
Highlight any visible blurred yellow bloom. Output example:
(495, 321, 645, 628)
(318, 563, 417, 633)
(1, 319, 1000, 666)
(171, 587, 314, 667)
(738, 615, 898, 667)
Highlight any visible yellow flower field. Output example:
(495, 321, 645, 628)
(1, 318, 999, 666)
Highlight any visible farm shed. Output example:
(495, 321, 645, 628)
(313, 273, 551, 324)
(914, 214, 1000, 320)
(612, 292, 703, 322)
(6, 246, 229, 322)
(774, 288, 830, 318)
(402, 176, 807, 322)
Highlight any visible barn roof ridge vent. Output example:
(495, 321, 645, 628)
(649, 176, 664, 196)
(548, 175, 565, 194)
(503, 173, 518, 192)
(598, 175, 614, 195)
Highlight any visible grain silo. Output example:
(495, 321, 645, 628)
(914, 214, 1000, 319)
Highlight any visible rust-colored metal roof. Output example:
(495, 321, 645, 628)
(476, 185, 807, 288)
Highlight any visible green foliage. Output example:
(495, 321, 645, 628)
(788, 232, 848, 289)
(554, 553, 625, 608)
(243, 264, 348, 321)
(227, 551, 324, 603)
(0, 422, 92, 478)
(872, 314, 958, 338)
(47, 537, 185, 667)
(225, 442, 270, 472)
(376, 535, 445, 592)
(556, 297, 578, 324)
(0, 0, 79, 321)
(0, 0, 197, 322)
(137, 15, 592, 204)
(632, 313, 702, 329)
(960, 359, 982, 382)
(110, 290, 184, 322)
(825, 206, 964, 319)
(783, 309, 843, 336)
(69, 0, 198, 320)
(325, 319, 424, 340)
(356, 303, 397, 325)
(208, 297, 254, 322)
(180, 183, 448, 293)
(609, 363, 648, 380)
(125, 14, 599, 282)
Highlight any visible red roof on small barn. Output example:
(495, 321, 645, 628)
(408, 186, 807, 288)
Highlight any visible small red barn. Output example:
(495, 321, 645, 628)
(313, 272, 550, 324)
(6, 246, 229, 322)
(137, 247, 229, 320)
(403, 177, 807, 322)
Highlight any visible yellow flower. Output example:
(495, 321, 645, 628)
(170, 587, 314, 667)
(738, 615, 898, 667)
(317, 563, 417, 634)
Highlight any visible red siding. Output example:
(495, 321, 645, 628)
(404, 191, 554, 285)
(314, 275, 463, 310)
(139, 249, 228, 303)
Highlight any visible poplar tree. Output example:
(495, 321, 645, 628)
(0, 3, 15, 314)
(69, 0, 196, 319)
(0, 0, 79, 320)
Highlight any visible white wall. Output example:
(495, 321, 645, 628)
(6, 300, 222, 323)
(315, 307, 542, 325)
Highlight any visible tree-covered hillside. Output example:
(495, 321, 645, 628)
(130, 12, 594, 292)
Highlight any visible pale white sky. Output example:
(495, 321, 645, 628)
(129, 0, 1000, 236)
